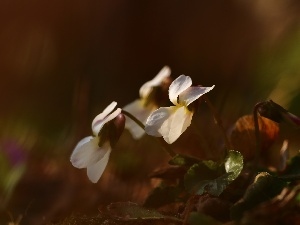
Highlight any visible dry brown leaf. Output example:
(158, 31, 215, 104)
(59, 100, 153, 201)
(230, 115, 279, 161)
(196, 194, 232, 222)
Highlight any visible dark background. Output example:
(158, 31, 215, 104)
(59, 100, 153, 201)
(1, 1, 300, 224)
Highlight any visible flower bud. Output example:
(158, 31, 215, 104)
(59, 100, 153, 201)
(110, 113, 126, 147)
(97, 113, 125, 148)
(258, 100, 300, 127)
(257, 100, 285, 123)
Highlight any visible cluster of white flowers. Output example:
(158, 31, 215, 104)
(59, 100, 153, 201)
(123, 66, 171, 139)
(70, 67, 215, 183)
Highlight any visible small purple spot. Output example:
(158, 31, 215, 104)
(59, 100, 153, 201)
(0, 139, 26, 166)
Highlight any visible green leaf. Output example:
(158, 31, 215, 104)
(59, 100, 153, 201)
(188, 212, 222, 225)
(184, 163, 221, 194)
(231, 172, 287, 220)
(184, 151, 243, 196)
(194, 174, 232, 196)
(203, 160, 220, 170)
(184, 150, 243, 196)
(169, 154, 200, 167)
(224, 150, 243, 181)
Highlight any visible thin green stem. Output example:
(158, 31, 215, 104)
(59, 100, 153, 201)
(203, 96, 231, 156)
(122, 109, 176, 157)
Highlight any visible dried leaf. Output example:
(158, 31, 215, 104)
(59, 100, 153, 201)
(230, 114, 279, 161)
(196, 194, 232, 222)
(107, 202, 182, 222)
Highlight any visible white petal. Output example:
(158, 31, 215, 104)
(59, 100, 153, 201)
(123, 99, 155, 139)
(70, 136, 108, 169)
(145, 106, 193, 144)
(145, 106, 174, 137)
(87, 148, 111, 183)
(92, 102, 117, 134)
(163, 106, 193, 144)
(179, 85, 215, 106)
(92, 108, 122, 135)
(169, 75, 192, 105)
(139, 66, 171, 99)
(92, 102, 117, 127)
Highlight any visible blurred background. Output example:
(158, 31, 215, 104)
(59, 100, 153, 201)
(1, 0, 300, 224)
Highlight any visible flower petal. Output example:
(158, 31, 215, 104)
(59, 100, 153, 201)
(87, 148, 111, 183)
(123, 99, 155, 139)
(161, 106, 193, 144)
(92, 102, 117, 134)
(70, 136, 108, 168)
(169, 75, 192, 105)
(145, 106, 174, 137)
(179, 85, 215, 106)
(145, 106, 193, 144)
(92, 108, 122, 136)
(139, 66, 171, 99)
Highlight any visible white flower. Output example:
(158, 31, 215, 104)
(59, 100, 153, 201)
(123, 66, 171, 139)
(70, 101, 122, 183)
(145, 75, 215, 144)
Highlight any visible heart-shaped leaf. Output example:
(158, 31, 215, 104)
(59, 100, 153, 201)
(184, 150, 243, 196)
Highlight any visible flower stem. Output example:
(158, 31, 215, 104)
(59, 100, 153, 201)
(122, 110, 176, 157)
(278, 174, 300, 181)
(203, 96, 231, 156)
(122, 110, 145, 130)
(157, 137, 176, 157)
(253, 102, 264, 165)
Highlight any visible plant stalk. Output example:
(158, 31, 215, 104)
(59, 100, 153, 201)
(253, 102, 264, 165)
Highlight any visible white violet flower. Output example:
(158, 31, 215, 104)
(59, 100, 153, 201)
(123, 66, 171, 139)
(70, 101, 123, 183)
(145, 75, 215, 144)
